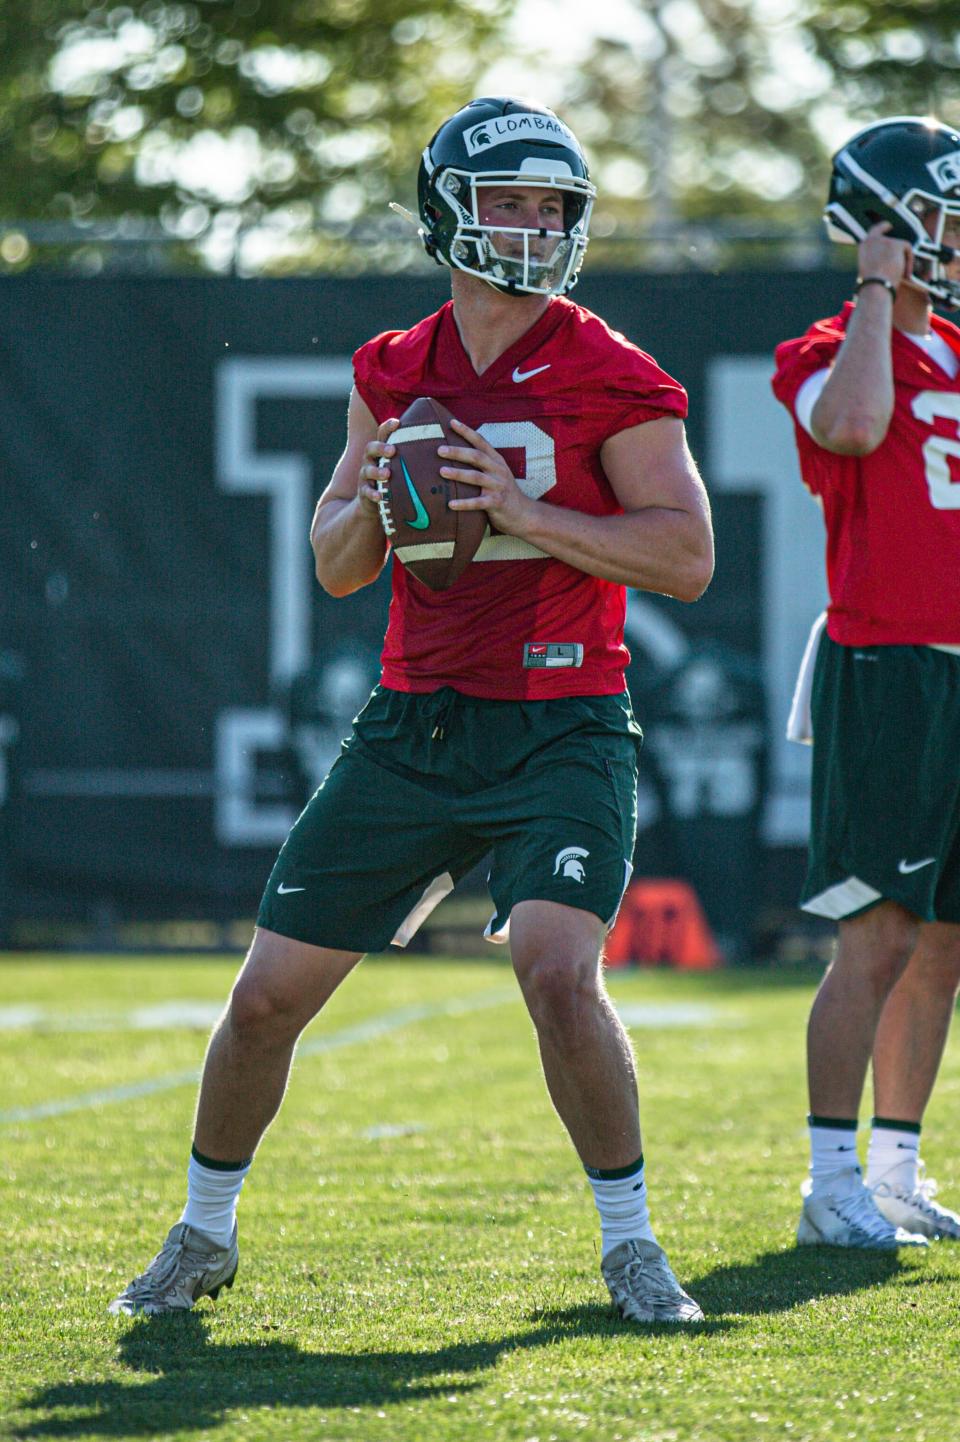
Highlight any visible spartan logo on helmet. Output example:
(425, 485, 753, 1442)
(462, 112, 581, 159)
(927, 150, 960, 194)
(825, 116, 960, 310)
(416, 95, 595, 298)
(553, 846, 589, 883)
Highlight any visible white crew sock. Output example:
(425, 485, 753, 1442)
(179, 1149, 251, 1247)
(586, 1156, 656, 1258)
(808, 1117, 861, 1196)
(867, 1119, 921, 1194)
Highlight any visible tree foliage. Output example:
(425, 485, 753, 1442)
(806, 0, 960, 120)
(0, 0, 511, 270)
(560, 0, 960, 267)
(3, 0, 960, 272)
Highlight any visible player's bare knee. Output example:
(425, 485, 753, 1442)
(860, 937, 914, 997)
(906, 928, 960, 994)
(836, 905, 916, 993)
(227, 973, 304, 1043)
(517, 954, 602, 1048)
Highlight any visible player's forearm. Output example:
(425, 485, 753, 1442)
(811, 291, 895, 454)
(517, 502, 714, 601)
(311, 495, 388, 597)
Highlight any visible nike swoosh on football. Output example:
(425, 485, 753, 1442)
(512, 363, 551, 383)
(897, 857, 936, 874)
(277, 882, 306, 894)
(400, 457, 430, 530)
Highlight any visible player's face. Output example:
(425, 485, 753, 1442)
(477, 186, 565, 262)
(922, 208, 960, 275)
(944, 222, 960, 278)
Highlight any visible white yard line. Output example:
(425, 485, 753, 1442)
(0, 987, 516, 1127)
(613, 1002, 729, 1027)
(0, 1002, 226, 1033)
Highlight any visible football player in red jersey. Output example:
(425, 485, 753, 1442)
(109, 97, 713, 1323)
(773, 117, 960, 1249)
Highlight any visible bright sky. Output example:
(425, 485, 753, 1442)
(49, 0, 657, 108)
(497, 0, 844, 134)
(485, 0, 659, 98)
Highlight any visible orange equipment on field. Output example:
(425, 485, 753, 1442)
(605, 878, 722, 970)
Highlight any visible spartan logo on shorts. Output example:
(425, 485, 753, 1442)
(553, 846, 589, 883)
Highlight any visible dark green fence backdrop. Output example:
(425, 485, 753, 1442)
(0, 268, 854, 953)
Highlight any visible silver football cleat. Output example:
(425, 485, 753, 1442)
(797, 1173, 927, 1249)
(601, 1238, 704, 1323)
(872, 1166, 960, 1241)
(108, 1222, 239, 1316)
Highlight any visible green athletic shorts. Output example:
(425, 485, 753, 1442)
(257, 685, 641, 953)
(802, 635, 960, 922)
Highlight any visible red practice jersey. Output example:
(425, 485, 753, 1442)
(354, 296, 688, 698)
(773, 302, 960, 645)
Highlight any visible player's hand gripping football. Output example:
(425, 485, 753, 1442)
(358, 418, 400, 517)
(440, 419, 533, 536)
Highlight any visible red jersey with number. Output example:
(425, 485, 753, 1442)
(353, 296, 687, 699)
(772, 302, 960, 645)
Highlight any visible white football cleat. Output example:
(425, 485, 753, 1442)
(108, 1222, 239, 1315)
(872, 1166, 960, 1241)
(797, 1172, 928, 1249)
(601, 1238, 704, 1323)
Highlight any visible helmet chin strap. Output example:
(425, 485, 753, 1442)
(481, 275, 524, 297)
(908, 253, 960, 310)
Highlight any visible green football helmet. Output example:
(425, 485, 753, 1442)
(417, 96, 595, 298)
(825, 116, 960, 309)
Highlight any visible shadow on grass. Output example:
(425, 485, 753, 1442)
(13, 1253, 904, 1436)
(12, 1302, 724, 1438)
(689, 1242, 912, 1316)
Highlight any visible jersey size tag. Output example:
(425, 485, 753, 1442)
(523, 642, 584, 669)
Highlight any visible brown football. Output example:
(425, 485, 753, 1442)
(376, 396, 488, 591)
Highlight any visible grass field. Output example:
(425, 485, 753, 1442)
(3, 953, 960, 1442)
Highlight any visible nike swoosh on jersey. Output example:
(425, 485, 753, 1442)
(898, 857, 936, 874)
(400, 457, 430, 530)
(512, 363, 551, 383)
(277, 882, 306, 894)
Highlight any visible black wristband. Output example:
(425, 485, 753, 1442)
(855, 275, 897, 301)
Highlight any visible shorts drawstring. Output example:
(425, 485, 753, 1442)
(423, 688, 458, 742)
